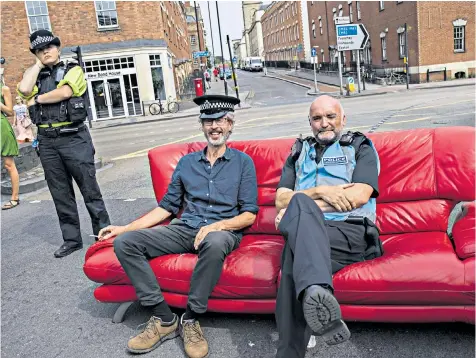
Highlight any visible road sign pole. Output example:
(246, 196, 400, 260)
(227, 35, 240, 104)
(313, 58, 319, 93)
(337, 51, 344, 95)
(405, 22, 409, 90)
(356, 50, 361, 93)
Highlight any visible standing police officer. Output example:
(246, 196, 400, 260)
(18, 30, 110, 258)
(274, 95, 383, 358)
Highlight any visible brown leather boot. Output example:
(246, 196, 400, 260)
(127, 315, 179, 353)
(180, 315, 209, 358)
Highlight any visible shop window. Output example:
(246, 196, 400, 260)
(150, 55, 166, 100)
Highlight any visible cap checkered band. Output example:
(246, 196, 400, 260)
(200, 100, 235, 112)
(31, 35, 55, 48)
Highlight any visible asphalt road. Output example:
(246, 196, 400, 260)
(1, 78, 475, 358)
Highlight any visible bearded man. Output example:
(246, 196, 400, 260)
(274, 95, 382, 358)
(99, 95, 258, 358)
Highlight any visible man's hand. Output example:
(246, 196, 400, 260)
(275, 209, 286, 230)
(194, 222, 226, 250)
(318, 183, 356, 212)
(98, 225, 127, 241)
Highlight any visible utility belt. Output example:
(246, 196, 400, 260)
(345, 216, 384, 260)
(29, 96, 87, 125)
(37, 123, 86, 138)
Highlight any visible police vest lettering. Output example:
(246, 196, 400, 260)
(294, 137, 380, 222)
(32, 62, 87, 125)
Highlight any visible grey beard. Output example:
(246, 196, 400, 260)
(314, 129, 343, 145)
(205, 131, 231, 147)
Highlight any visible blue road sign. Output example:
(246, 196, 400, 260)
(336, 23, 369, 51)
(233, 57, 237, 63)
(193, 51, 210, 59)
(311, 48, 317, 57)
(337, 25, 358, 36)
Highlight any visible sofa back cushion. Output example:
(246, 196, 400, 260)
(148, 127, 475, 236)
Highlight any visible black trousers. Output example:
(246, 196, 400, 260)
(38, 127, 110, 245)
(275, 194, 367, 358)
(114, 219, 241, 313)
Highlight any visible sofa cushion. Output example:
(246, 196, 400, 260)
(333, 232, 474, 305)
(84, 234, 284, 298)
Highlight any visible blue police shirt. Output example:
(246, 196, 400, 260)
(158, 146, 259, 231)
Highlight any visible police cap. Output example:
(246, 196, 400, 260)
(193, 94, 240, 120)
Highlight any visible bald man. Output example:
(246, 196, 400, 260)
(274, 96, 382, 358)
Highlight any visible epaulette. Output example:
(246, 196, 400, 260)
(291, 134, 314, 161)
(339, 131, 369, 147)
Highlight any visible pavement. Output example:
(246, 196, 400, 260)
(266, 68, 476, 98)
(1, 74, 475, 358)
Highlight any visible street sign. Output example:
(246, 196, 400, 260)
(335, 16, 350, 25)
(193, 51, 210, 59)
(311, 48, 317, 57)
(232, 56, 237, 63)
(297, 44, 303, 53)
(336, 24, 369, 51)
(347, 77, 355, 84)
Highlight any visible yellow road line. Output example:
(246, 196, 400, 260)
(400, 99, 474, 111)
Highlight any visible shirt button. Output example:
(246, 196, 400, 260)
(206, 193, 209, 196)
(209, 205, 212, 208)
(204, 219, 208, 222)
(210, 180, 213, 183)
(208, 166, 211, 169)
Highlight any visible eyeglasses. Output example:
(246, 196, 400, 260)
(202, 117, 228, 126)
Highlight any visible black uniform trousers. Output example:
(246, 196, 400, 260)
(38, 126, 110, 245)
(114, 219, 241, 313)
(275, 193, 367, 358)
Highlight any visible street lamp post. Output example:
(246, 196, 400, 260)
(215, 1, 228, 95)
(207, 1, 215, 67)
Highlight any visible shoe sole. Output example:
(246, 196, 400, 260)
(126, 329, 179, 354)
(302, 287, 351, 346)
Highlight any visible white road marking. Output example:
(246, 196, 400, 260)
(124, 199, 137, 202)
(29, 200, 41, 203)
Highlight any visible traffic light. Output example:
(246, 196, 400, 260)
(71, 46, 84, 68)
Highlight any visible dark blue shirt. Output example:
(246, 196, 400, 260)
(158, 146, 259, 230)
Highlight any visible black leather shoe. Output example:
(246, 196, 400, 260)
(54, 243, 83, 258)
(302, 285, 351, 345)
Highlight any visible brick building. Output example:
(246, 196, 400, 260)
(307, 1, 475, 82)
(262, 1, 308, 62)
(1, 1, 192, 121)
(185, 1, 206, 70)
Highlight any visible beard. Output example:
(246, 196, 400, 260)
(314, 128, 343, 145)
(204, 129, 231, 147)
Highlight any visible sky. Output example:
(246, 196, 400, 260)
(196, 1, 245, 61)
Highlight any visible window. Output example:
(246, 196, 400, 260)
(338, 5, 343, 17)
(190, 35, 196, 46)
(379, 1, 384, 11)
(149, 55, 166, 100)
(95, 1, 118, 28)
(398, 31, 406, 58)
(381, 36, 387, 60)
(25, 1, 51, 33)
(83, 56, 134, 73)
(312, 20, 316, 38)
(349, 3, 353, 22)
(453, 19, 467, 52)
(319, 17, 323, 35)
(357, 1, 361, 20)
(454, 26, 465, 52)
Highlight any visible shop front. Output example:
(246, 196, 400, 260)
(84, 56, 142, 121)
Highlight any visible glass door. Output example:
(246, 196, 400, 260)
(105, 77, 125, 118)
(91, 80, 109, 119)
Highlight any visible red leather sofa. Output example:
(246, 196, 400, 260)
(84, 127, 475, 324)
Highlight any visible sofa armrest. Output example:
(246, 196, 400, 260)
(84, 217, 172, 262)
(451, 202, 475, 260)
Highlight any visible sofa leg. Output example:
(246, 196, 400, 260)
(112, 302, 134, 323)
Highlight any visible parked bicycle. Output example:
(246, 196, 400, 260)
(149, 96, 180, 115)
(384, 71, 406, 86)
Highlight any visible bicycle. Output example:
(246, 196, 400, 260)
(149, 96, 180, 115)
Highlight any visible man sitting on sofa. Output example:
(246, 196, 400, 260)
(98, 95, 258, 358)
(274, 95, 381, 358)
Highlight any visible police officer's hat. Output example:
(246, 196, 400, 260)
(193, 95, 240, 120)
(29, 29, 61, 54)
